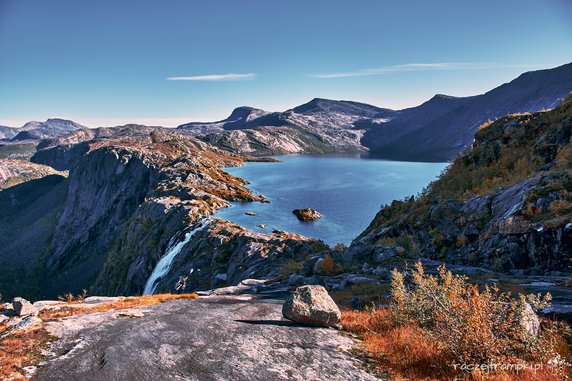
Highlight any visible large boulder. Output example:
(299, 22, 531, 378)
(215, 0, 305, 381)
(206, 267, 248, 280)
(292, 208, 322, 221)
(282, 285, 341, 328)
(12, 297, 38, 316)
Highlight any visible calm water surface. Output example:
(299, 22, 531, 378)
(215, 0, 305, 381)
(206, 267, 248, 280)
(216, 155, 448, 246)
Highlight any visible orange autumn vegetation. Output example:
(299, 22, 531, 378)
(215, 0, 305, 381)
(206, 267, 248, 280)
(0, 325, 52, 381)
(1, 293, 198, 379)
(39, 292, 198, 320)
(342, 263, 571, 380)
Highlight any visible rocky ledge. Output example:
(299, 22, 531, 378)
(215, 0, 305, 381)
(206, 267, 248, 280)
(0, 159, 66, 190)
(152, 218, 330, 293)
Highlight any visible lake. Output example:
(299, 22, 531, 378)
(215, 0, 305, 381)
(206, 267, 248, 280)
(216, 155, 448, 246)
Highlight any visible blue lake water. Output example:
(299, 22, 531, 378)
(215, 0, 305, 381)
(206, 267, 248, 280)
(216, 155, 448, 246)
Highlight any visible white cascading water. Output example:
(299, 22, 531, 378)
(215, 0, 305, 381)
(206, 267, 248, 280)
(142, 220, 207, 295)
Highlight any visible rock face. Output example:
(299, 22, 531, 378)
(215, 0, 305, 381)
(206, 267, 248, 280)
(292, 208, 322, 221)
(0, 129, 274, 300)
(154, 219, 328, 293)
(282, 285, 341, 327)
(12, 297, 38, 316)
(37, 296, 378, 381)
(349, 97, 572, 275)
(178, 63, 572, 161)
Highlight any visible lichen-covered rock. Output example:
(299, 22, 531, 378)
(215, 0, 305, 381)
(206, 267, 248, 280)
(12, 297, 38, 316)
(519, 302, 540, 337)
(282, 285, 340, 327)
(1, 315, 43, 338)
(292, 208, 322, 221)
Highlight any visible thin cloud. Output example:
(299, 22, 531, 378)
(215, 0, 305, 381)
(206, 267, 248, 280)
(310, 63, 542, 79)
(166, 73, 255, 81)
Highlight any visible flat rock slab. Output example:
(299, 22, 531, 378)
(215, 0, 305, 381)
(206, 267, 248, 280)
(37, 296, 379, 381)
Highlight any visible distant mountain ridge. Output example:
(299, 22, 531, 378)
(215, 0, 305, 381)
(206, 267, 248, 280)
(0, 118, 85, 142)
(3, 63, 571, 161)
(178, 62, 572, 161)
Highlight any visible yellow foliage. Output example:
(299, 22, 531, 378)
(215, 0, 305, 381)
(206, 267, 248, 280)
(320, 254, 334, 273)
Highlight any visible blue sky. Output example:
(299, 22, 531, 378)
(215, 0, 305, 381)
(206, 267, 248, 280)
(0, 0, 571, 127)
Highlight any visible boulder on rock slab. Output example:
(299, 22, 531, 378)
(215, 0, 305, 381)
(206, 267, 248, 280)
(282, 285, 341, 328)
(12, 297, 38, 316)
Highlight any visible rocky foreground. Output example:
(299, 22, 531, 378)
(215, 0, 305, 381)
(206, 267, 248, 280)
(1, 287, 379, 381)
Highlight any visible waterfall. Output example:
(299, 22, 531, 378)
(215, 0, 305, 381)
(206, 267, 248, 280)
(142, 220, 206, 295)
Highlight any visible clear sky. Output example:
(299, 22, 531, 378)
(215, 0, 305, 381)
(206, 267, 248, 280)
(0, 0, 571, 127)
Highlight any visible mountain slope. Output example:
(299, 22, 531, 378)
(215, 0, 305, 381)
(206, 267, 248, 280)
(178, 97, 387, 154)
(0, 159, 66, 190)
(364, 62, 572, 160)
(349, 97, 572, 274)
(0, 126, 18, 140)
(178, 63, 572, 160)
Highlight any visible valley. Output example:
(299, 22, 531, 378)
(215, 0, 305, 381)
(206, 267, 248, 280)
(0, 65, 570, 304)
(0, 64, 571, 381)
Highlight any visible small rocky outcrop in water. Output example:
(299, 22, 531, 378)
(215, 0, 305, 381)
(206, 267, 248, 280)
(292, 208, 322, 221)
(282, 285, 341, 327)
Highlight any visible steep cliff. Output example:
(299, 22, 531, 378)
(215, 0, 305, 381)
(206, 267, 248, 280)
(0, 130, 274, 299)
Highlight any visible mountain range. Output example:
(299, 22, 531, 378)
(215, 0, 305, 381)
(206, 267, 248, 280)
(2, 63, 571, 162)
(0, 118, 86, 142)
(178, 62, 572, 161)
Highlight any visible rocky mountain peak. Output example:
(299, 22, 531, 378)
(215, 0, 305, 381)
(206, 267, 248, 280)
(291, 98, 385, 117)
(226, 106, 269, 123)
